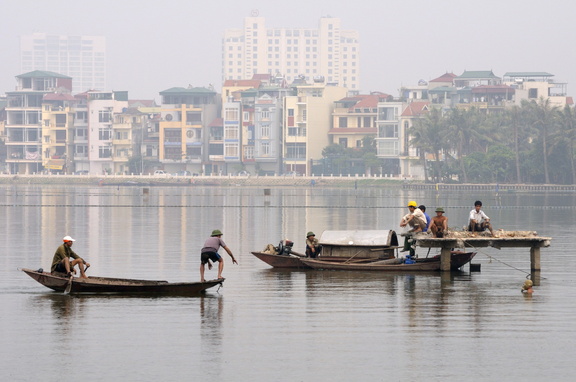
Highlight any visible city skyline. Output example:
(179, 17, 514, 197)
(1, 1, 575, 101)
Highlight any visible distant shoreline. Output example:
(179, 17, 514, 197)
(1, 174, 575, 192)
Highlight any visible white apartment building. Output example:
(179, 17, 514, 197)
(20, 33, 106, 94)
(223, 16, 360, 91)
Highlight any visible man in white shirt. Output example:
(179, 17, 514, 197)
(468, 200, 496, 237)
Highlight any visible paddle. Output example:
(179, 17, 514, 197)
(64, 264, 90, 294)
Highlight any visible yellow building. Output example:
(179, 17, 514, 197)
(331, 93, 387, 148)
(158, 87, 220, 174)
(41, 92, 77, 173)
(283, 82, 347, 175)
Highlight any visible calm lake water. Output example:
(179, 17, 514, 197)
(1, 184, 575, 381)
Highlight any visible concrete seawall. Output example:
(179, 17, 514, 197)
(1, 174, 575, 191)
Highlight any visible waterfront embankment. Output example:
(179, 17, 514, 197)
(2, 174, 576, 192)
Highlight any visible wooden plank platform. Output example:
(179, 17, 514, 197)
(412, 231, 551, 271)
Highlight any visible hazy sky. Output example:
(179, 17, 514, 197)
(2, 0, 575, 101)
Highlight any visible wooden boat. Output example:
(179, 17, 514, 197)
(21, 268, 224, 295)
(251, 250, 312, 269)
(417, 251, 476, 270)
(300, 257, 441, 271)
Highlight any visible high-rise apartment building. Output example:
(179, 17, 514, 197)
(20, 33, 106, 94)
(223, 16, 360, 91)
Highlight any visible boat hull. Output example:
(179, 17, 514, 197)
(416, 252, 476, 270)
(251, 251, 311, 269)
(22, 268, 223, 295)
(300, 258, 441, 271)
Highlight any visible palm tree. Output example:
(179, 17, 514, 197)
(525, 98, 559, 184)
(409, 108, 447, 182)
(445, 107, 490, 183)
(555, 105, 576, 184)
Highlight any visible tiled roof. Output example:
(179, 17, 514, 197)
(159, 87, 216, 95)
(252, 74, 271, 81)
(337, 94, 390, 110)
(17, 70, 71, 79)
(456, 70, 499, 79)
(430, 72, 457, 83)
(401, 101, 430, 117)
(503, 72, 554, 78)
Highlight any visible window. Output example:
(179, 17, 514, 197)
(225, 108, 239, 121)
(364, 117, 372, 128)
(261, 124, 270, 137)
(529, 88, 538, 98)
(243, 111, 250, 122)
(99, 110, 111, 123)
(339, 117, 347, 128)
(261, 142, 270, 155)
(99, 127, 111, 140)
(379, 124, 398, 138)
(286, 143, 306, 159)
(378, 140, 399, 156)
(99, 146, 111, 158)
(225, 143, 239, 157)
(339, 138, 348, 148)
(379, 107, 397, 120)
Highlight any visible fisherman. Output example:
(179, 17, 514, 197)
(522, 279, 534, 294)
(400, 201, 427, 255)
(305, 231, 322, 258)
(419, 205, 431, 232)
(51, 236, 90, 278)
(430, 207, 448, 238)
(468, 200, 496, 237)
(400, 201, 427, 233)
(200, 229, 238, 282)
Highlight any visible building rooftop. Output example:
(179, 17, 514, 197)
(17, 70, 71, 79)
(456, 70, 499, 79)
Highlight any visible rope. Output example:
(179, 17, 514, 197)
(460, 241, 546, 279)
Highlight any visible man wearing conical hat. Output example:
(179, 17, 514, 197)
(200, 229, 238, 282)
(430, 207, 448, 238)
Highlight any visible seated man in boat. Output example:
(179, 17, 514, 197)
(200, 229, 238, 282)
(430, 207, 448, 238)
(51, 236, 90, 278)
(468, 200, 496, 237)
(305, 232, 322, 258)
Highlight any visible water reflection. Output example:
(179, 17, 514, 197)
(3, 185, 576, 381)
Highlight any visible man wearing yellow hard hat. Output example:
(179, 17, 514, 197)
(400, 201, 427, 232)
(399, 201, 427, 254)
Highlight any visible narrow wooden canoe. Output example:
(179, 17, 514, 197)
(21, 268, 224, 295)
(300, 257, 441, 271)
(251, 251, 312, 269)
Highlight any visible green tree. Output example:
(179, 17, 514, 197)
(525, 97, 559, 184)
(409, 108, 447, 182)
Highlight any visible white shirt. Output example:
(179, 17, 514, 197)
(469, 209, 489, 224)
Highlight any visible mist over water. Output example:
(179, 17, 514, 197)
(1, 185, 575, 381)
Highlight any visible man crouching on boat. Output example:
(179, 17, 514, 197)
(51, 236, 90, 278)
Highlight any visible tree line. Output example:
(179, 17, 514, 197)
(409, 98, 576, 184)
